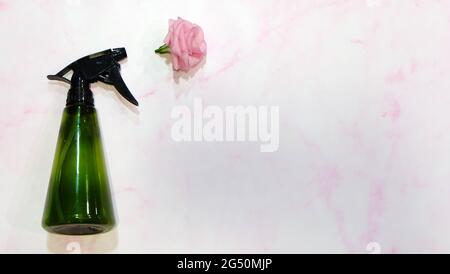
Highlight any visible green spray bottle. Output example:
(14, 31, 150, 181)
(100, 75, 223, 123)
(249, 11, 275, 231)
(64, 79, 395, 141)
(43, 48, 139, 235)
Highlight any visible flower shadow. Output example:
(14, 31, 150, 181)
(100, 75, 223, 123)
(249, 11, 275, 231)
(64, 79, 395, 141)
(173, 57, 207, 84)
(159, 54, 207, 84)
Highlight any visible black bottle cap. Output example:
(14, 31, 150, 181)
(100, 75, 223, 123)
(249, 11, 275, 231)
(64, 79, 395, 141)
(47, 48, 139, 107)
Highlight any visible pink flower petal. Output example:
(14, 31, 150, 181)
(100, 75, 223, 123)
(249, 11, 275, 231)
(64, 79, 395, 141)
(163, 17, 207, 72)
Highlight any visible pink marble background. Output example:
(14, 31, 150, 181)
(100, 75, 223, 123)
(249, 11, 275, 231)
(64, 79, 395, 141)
(1, 0, 450, 253)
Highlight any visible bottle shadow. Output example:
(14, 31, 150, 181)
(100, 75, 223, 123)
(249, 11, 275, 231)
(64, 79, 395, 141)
(47, 229, 118, 254)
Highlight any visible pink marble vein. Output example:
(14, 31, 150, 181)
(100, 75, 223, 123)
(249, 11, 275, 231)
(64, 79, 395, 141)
(382, 98, 401, 122)
(361, 179, 386, 244)
(385, 69, 406, 84)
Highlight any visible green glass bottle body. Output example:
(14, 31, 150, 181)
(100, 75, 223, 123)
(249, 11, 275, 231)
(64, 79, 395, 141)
(42, 103, 116, 235)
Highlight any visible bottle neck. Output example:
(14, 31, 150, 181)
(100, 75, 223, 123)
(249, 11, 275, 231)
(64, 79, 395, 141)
(66, 73, 94, 107)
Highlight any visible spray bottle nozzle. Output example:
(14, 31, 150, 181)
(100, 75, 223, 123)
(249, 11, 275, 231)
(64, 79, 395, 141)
(112, 48, 127, 61)
(47, 48, 139, 107)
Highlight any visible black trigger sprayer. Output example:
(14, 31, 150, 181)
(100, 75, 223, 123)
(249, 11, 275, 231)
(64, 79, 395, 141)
(42, 48, 138, 235)
(47, 48, 139, 107)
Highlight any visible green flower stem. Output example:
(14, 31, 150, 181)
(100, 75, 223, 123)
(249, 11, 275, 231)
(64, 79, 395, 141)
(155, 44, 171, 54)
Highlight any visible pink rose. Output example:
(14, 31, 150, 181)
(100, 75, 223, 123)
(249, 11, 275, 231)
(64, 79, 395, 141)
(155, 17, 207, 72)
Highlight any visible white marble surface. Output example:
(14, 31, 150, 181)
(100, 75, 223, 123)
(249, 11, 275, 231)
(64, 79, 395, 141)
(2, 0, 450, 253)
